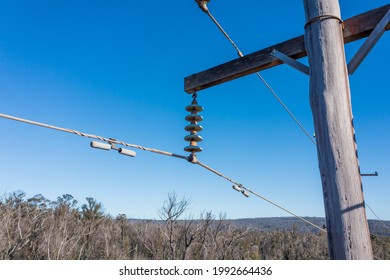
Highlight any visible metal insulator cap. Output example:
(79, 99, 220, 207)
(185, 114, 203, 122)
(185, 124, 203, 132)
(184, 134, 203, 142)
(184, 145, 203, 153)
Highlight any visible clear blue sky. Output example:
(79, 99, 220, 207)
(0, 0, 389, 221)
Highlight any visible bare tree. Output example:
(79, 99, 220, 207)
(158, 192, 191, 259)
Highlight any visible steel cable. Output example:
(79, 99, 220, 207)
(196, 160, 326, 233)
(204, 9, 316, 145)
(1, 112, 325, 232)
(0, 113, 188, 160)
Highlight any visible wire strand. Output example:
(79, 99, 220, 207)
(206, 11, 243, 57)
(365, 202, 390, 234)
(254, 73, 316, 145)
(1, 111, 325, 233)
(205, 10, 316, 145)
(196, 160, 326, 233)
(0, 113, 188, 160)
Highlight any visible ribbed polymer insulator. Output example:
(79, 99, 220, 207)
(184, 94, 203, 153)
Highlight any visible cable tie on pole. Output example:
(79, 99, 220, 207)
(304, 14, 344, 30)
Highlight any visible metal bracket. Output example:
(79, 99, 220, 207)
(187, 153, 198, 164)
(271, 49, 310, 75)
(348, 9, 390, 75)
(361, 172, 379, 177)
(108, 138, 118, 150)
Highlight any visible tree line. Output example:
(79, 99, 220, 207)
(0, 191, 388, 260)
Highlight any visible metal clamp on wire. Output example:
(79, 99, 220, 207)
(187, 153, 198, 164)
(195, 0, 210, 13)
(108, 138, 118, 150)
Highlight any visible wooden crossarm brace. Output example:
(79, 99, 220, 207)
(185, 4, 390, 93)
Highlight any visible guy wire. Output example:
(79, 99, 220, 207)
(205, 8, 316, 145)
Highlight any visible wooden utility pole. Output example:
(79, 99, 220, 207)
(303, 0, 373, 260)
(185, 3, 389, 259)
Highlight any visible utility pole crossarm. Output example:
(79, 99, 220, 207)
(185, 4, 390, 94)
(185, 35, 305, 93)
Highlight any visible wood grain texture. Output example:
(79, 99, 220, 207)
(304, 0, 373, 260)
(185, 4, 390, 93)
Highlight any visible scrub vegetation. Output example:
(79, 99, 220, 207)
(0, 191, 389, 260)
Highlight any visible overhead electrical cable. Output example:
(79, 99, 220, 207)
(195, 0, 316, 145)
(365, 202, 390, 234)
(0, 112, 325, 233)
(0, 113, 188, 160)
(195, 159, 326, 233)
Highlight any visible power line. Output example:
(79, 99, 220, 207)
(0, 112, 325, 232)
(196, 2, 316, 145)
(365, 202, 390, 234)
(195, 159, 326, 233)
(0, 113, 188, 160)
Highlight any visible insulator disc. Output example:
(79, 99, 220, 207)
(184, 134, 203, 142)
(184, 145, 203, 153)
(185, 114, 203, 122)
(185, 124, 203, 132)
(185, 104, 204, 113)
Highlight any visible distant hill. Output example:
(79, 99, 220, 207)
(129, 217, 390, 236)
(230, 217, 390, 236)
